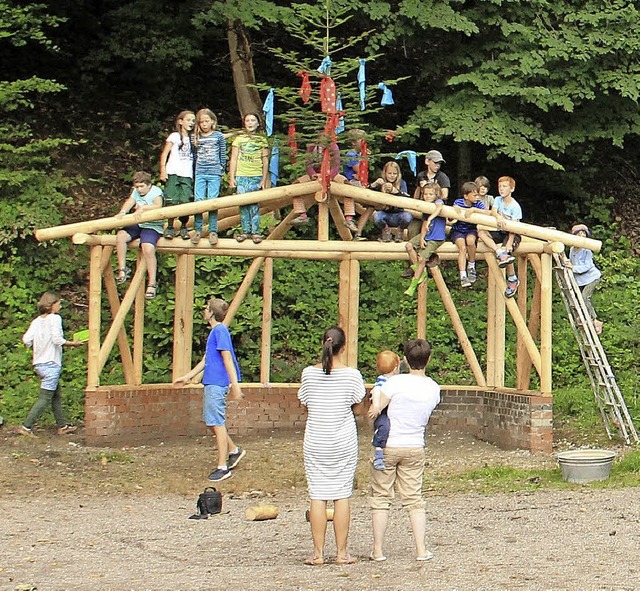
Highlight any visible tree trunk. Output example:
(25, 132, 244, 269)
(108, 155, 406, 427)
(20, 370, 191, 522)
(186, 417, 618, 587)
(457, 141, 472, 189)
(227, 19, 262, 117)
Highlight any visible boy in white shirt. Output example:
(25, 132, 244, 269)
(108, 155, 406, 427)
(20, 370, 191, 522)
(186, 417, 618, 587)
(368, 339, 440, 562)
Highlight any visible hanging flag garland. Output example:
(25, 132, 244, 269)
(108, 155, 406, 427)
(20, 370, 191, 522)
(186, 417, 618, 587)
(357, 59, 366, 111)
(263, 88, 274, 136)
(377, 83, 394, 106)
(296, 71, 311, 104)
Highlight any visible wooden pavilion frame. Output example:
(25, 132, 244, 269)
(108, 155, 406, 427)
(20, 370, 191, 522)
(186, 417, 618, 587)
(37, 180, 601, 395)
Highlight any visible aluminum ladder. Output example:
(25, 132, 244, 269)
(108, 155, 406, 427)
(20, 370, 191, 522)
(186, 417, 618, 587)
(552, 253, 638, 444)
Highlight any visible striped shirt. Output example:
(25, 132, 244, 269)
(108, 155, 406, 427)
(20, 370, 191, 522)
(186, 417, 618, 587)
(298, 366, 366, 500)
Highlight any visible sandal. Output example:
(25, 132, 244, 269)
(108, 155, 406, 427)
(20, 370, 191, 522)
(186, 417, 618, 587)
(145, 284, 157, 300)
(116, 267, 131, 285)
(251, 233, 263, 244)
(303, 556, 324, 567)
(335, 554, 357, 565)
(235, 233, 248, 243)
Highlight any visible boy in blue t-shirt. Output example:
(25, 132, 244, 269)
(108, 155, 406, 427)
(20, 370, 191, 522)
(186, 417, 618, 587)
(173, 298, 246, 482)
(404, 183, 446, 297)
(450, 181, 486, 288)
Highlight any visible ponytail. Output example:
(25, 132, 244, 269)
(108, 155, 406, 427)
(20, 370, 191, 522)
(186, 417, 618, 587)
(320, 326, 346, 375)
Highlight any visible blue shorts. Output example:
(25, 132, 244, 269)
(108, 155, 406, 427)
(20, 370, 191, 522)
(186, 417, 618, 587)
(124, 225, 161, 246)
(450, 229, 478, 244)
(34, 362, 62, 391)
(203, 384, 230, 427)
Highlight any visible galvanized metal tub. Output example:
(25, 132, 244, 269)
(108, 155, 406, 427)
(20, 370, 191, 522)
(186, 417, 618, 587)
(556, 449, 617, 483)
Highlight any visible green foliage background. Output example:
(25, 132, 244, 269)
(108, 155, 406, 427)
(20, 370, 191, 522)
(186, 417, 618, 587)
(1, 0, 639, 434)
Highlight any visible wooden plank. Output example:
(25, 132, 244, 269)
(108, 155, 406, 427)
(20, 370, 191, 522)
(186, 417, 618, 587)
(517, 275, 542, 391)
(486, 264, 497, 386)
(430, 267, 487, 387)
(260, 257, 274, 384)
(416, 276, 427, 340)
(515, 256, 529, 389)
(327, 198, 353, 242)
(318, 200, 329, 241)
(330, 182, 601, 251)
(338, 259, 350, 333)
(36, 181, 322, 241)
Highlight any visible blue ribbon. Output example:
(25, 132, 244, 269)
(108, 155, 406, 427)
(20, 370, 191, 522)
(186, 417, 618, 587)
(395, 150, 417, 175)
(378, 83, 394, 106)
(358, 59, 366, 110)
(269, 143, 280, 187)
(263, 88, 274, 136)
(317, 56, 332, 75)
(335, 94, 345, 134)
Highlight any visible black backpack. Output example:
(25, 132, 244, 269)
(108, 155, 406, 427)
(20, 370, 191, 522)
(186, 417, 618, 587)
(189, 487, 222, 520)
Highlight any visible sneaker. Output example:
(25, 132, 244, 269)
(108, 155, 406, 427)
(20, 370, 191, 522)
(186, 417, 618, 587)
(164, 227, 175, 240)
(208, 467, 232, 482)
(393, 229, 404, 243)
(344, 219, 358, 233)
(227, 447, 246, 469)
(505, 278, 520, 298)
(497, 252, 515, 268)
(19, 425, 37, 437)
(417, 551, 434, 561)
(191, 231, 201, 245)
(292, 214, 309, 226)
(461, 276, 472, 288)
(180, 227, 190, 240)
(373, 457, 386, 470)
(208, 232, 218, 246)
(57, 424, 78, 435)
(378, 228, 392, 243)
(467, 267, 477, 283)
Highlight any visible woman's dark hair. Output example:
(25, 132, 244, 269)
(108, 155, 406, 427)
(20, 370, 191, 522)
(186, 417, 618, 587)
(321, 326, 346, 375)
(404, 339, 432, 370)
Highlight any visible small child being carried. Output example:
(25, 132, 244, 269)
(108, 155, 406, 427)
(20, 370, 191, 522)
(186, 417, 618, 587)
(367, 350, 401, 470)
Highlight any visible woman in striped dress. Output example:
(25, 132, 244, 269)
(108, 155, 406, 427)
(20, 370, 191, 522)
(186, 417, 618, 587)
(297, 326, 366, 566)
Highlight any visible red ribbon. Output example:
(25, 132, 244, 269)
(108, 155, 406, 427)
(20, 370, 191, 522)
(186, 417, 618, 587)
(358, 140, 369, 186)
(297, 71, 311, 104)
(320, 76, 337, 114)
(287, 120, 298, 164)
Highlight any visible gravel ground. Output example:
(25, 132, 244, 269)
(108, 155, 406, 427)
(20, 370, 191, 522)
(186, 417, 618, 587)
(1, 430, 638, 590)
(3, 486, 640, 590)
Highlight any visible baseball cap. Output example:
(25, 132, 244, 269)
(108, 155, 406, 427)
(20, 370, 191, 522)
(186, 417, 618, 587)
(425, 149, 445, 163)
(571, 224, 590, 236)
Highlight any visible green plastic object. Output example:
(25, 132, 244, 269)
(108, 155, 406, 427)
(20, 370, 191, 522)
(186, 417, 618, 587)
(73, 329, 90, 342)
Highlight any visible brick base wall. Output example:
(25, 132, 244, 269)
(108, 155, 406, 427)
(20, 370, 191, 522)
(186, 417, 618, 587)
(84, 384, 553, 453)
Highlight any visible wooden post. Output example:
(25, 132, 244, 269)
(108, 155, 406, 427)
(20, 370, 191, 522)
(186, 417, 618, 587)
(430, 267, 486, 386)
(416, 278, 427, 340)
(327, 197, 353, 242)
(173, 253, 195, 381)
(97, 258, 147, 376)
(318, 200, 329, 241)
(540, 253, 553, 394)
(517, 273, 542, 391)
(515, 256, 529, 388)
(132, 259, 146, 385)
(486, 262, 505, 387)
(338, 258, 350, 335)
(346, 257, 360, 367)
(261, 257, 274, 383)
(87, 245, 103, 388)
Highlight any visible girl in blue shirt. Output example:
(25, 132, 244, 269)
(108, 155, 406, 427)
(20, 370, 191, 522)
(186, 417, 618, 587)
(569, 224, 603, 334)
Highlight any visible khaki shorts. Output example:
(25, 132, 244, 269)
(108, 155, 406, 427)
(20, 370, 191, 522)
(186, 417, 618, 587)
(409, 235, 444, 261)
(369, 447, 426, 511)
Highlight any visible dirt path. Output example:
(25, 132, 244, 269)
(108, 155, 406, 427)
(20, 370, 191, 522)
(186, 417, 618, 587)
(1, 429, 638, 590)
